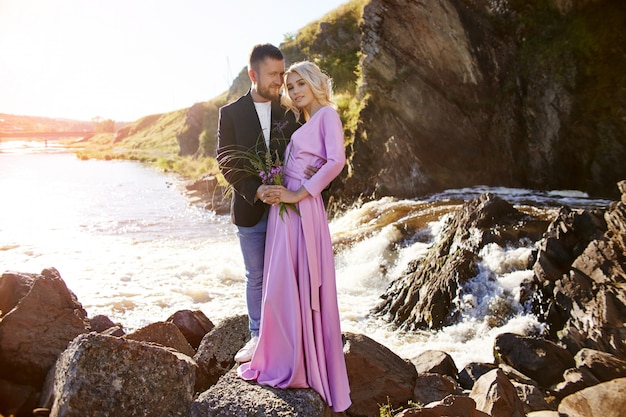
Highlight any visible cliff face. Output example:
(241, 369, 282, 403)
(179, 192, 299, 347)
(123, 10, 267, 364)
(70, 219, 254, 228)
(341, 0, 626, 200)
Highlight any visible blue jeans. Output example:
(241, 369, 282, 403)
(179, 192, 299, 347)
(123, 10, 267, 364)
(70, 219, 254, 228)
(236, 209, 268, 336)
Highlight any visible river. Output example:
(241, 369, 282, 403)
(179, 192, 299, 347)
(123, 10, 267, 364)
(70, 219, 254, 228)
(0, 140, 612, 369)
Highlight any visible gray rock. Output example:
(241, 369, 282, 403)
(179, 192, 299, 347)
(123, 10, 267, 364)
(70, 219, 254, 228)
(193, 314, 249, 391)
(374, 193, 543, 331)
(190, 368, 328, 417)
(49, 332, 196, 417)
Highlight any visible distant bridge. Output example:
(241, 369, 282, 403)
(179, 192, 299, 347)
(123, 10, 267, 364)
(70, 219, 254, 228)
(0, 131, 94, 139)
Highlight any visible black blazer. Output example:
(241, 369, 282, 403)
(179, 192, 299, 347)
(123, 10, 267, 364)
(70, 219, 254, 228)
(217, 91, 299, 227)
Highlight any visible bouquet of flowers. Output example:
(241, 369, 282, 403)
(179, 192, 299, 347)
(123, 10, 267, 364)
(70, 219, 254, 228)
(219, 121, 300, 220)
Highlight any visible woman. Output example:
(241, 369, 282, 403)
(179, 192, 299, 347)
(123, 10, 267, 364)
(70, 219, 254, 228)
(237, 61, 351, 412)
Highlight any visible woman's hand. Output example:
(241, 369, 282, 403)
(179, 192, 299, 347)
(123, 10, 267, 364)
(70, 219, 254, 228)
(267, 185, 310, 204)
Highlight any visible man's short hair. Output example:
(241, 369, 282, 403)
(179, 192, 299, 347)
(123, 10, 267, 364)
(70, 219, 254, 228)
(248, 44, 284, 72)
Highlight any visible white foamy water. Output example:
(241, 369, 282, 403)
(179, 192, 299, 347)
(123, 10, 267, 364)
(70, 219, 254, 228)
(0, 142, 612, 370)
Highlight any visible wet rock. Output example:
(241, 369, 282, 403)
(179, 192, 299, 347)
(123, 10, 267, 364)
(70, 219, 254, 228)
(533, 182, 626, 357)
(48, 332, 196, 417)
(166, 309, 214, 350)
(342, 332, 417, 417)
(533, 207, 606, 283)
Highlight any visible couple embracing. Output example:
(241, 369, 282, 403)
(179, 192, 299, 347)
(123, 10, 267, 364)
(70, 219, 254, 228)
(216, 43, 351, 412)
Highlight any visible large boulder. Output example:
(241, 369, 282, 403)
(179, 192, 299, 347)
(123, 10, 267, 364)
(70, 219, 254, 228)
(558, 377, 626, 417)
(190, 368, 328, 417)
(0, 268, 89, 386)
(342, 332, 416, 417)
(193, 314, 249, 392)
(469, 369, 526, 417)
(494, 332, 575, 388)
(47, 332, 197, 417)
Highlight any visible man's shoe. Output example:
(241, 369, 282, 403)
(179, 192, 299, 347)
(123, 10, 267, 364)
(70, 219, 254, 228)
(234, 336, 259, 363)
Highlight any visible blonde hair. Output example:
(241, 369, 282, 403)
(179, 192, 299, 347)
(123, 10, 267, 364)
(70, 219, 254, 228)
(281, 61, 335, 121)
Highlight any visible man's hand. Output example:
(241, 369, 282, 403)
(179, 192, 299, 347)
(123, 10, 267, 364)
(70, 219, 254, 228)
(304, 162, 324, 179)
(256, 184, 280, 205)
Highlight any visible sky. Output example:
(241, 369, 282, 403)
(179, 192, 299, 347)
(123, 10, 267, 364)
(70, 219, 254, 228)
(0, 0, 349, 122)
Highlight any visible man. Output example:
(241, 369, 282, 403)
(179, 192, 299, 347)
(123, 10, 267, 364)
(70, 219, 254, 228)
(216, 44, 299, 362)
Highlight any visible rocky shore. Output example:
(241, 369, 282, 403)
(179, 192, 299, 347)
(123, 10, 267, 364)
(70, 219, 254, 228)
(1, 181, 625, 417)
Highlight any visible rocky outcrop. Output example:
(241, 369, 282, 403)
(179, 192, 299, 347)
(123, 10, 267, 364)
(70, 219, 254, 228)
(340, 0, 626, 201)
(532, 180, 626, 357)
(372, 192, 547, 330)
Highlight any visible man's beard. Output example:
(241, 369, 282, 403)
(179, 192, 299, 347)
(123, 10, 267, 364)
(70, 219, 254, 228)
(256, 83, 280, 101)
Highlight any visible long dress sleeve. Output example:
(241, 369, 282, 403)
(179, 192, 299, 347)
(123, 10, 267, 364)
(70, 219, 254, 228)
(301, 107, 345, 197)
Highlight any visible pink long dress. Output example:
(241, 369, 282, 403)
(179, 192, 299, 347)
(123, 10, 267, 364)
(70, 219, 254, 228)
(238, 106, 351, 412)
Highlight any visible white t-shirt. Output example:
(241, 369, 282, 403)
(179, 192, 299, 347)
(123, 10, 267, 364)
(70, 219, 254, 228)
(253, 101, 272, 148)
